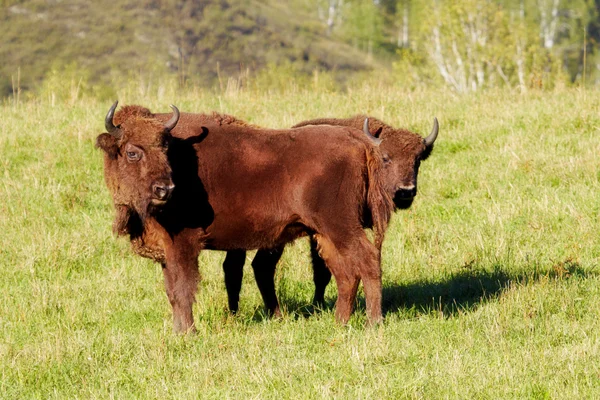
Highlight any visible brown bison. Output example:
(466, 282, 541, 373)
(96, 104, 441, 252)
(218, 115, 439, 315)
(112, 107, 439, 317)
(97, 102, 394, 332)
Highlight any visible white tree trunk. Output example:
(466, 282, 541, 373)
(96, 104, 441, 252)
(428, 3, 491, 93)
(430, 26, 462, 92)
(397, 0, 409, 48)
(326, 0, 342, 35)
(539, 0, 560, 49)
(402, 0, 409, 47)
(516, 41, 527, 92)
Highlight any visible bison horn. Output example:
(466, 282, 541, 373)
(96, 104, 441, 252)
(164, 105, 180, 132)
(105, 100, 122, 139)
(363, 118, 382, 146)
(424, 117, 439, 148)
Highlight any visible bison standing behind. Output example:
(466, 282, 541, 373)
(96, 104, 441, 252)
(97, 101, 394, 332)
(217, 115, 439, 315)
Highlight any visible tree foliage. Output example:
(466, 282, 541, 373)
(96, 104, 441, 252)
(308, 0, 598, 91)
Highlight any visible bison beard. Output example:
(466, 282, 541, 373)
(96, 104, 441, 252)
(392, 194, 414, 210)
(100, 104, 394, 332)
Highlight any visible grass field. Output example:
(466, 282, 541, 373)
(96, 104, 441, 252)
(1, 85, 599, 398)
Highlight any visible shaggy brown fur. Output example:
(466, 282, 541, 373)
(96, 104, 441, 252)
(114, 106, 255, 129)
(289, 115, 437, 303)
(221, 115, 438, 314)
(96, 113, 173, 227)
(98, 104, 394, 332)
(294, 116, 435, 208)
(138, 109, 398, 249)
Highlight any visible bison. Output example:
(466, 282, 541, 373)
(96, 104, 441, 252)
(111, 107, 439, 317)
(218, 115, 439, 315)
(97, 102, 394, 332)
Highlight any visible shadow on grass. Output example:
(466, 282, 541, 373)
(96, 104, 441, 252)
(266, 258, 595, 321)
(380, 266, 511, 318)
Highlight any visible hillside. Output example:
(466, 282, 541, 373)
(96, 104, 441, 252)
(0, 0, 375, 97)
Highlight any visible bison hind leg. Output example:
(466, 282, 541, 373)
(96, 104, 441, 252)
(251, 246, 284, 318)
(313, 232, 382, 325)
(222, 250, 246, 314)
(309, 235, 332, 308)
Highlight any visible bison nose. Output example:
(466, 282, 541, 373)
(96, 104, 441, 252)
(396, 186, 417, 199)
(153, 181, 175, 201)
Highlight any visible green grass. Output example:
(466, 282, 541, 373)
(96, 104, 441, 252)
(1, 85, 600, 398)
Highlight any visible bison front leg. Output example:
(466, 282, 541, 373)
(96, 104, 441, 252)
(163, 240, 201, 333)
(354, 236, 383, 325)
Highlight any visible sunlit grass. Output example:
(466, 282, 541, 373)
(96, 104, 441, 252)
(1, 86, 599, 398)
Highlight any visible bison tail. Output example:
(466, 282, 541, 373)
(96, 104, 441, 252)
(365, 148, 394, 250)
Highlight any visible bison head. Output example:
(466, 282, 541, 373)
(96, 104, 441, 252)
(96, 101, 180, 232)
(364, 118, 438, 209)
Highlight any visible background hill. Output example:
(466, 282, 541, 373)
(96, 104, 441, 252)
(2, 0, 600, 99)
(0, 0, 375, 97)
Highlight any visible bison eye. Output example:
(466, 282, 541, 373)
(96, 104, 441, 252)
(126, 150, 141, 161)
(382, 154, 391, 164)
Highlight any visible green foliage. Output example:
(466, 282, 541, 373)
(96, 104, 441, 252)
(247, 61, 337, 93)
(392, 47, 436, 89)
(0, 0, 373, 99)
(339, 0, 386, 54)
(387, 0, 598, 91)
(2, 0, 599, 97)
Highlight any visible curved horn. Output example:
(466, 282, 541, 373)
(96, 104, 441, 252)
(363, 118, 382, 146)
(424, 117, 439, 148)
(105, 100, 122, 138)
(164, 104, 180, 131)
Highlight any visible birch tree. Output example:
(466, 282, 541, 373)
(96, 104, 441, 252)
(397, 0, 410, 47)
(538, 0, 560, 49)
(317, 0, 344, 35)
(425, 0, 503, 92)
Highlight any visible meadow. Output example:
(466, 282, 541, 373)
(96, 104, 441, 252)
(1, 83, 599, 398)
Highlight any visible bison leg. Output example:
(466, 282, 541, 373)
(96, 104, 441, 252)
(354, 236, 383, 325)
(222, 250, 246, 314)
(251, 246, 284, 318)
(163, 242, 201, 333)
(312, 234, 360, 324)
(310, 235, 331, 307)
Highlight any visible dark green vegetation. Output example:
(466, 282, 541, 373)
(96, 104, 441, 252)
(3, 0, 600, 99)
(0, 0, 373, 98)
(1, 87, 599, 397)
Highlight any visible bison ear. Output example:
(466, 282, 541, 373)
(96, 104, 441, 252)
(421, 145, 433, 161)
(373, 127, 383, 138)
(96, 133, 119, 159)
